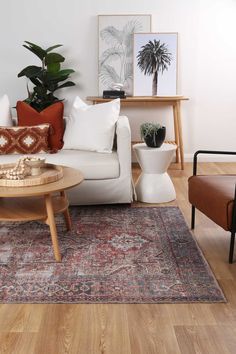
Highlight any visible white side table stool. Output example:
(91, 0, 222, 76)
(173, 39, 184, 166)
(133, 143, 177, 203)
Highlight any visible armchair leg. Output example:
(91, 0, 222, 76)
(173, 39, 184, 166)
(229, 232, 235, 264)
(191, 206, 195, 230)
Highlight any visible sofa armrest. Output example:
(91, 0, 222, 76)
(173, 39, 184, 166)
(116, 116, 131, 177)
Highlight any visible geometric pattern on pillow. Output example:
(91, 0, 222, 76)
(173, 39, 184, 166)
(0, 124, 50, 154)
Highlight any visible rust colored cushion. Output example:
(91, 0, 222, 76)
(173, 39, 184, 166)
(0, 124, 50, 154)
(16, 101, 64, 151)
(188, 175, 236, 231)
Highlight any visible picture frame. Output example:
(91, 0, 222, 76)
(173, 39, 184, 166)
(133, 32, 178, 96)
(98, 14, 152, 96)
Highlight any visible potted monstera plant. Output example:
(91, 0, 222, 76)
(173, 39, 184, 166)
(17, 41, 75, 112)
(140, 122, 166, 148)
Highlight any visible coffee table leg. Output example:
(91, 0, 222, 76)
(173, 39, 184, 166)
(45, 194, 61, 262)
(60, 191, 72, 231)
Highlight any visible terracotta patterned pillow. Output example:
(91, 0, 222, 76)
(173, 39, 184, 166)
(0, 124, 50, 154)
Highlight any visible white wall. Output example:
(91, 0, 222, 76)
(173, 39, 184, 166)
(0, 0, 236, 161)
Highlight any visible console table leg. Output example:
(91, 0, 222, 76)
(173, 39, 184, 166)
(176, 101, 184, 170)
(173, 104, 180, 163)
(45, 194, 61, 262)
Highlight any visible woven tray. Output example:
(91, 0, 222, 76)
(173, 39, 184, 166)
(0, 163, 63, 187)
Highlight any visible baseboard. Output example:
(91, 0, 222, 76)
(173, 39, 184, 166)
(132, 153, 236, 164)
(184, 153, 236, 162)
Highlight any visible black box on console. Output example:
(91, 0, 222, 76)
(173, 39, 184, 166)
(103, 90, 126, 99)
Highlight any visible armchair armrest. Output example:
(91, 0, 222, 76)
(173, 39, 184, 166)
(193, 150, 236, 175)
(116, 116, 131, 177)
(193, 150, 236, 235)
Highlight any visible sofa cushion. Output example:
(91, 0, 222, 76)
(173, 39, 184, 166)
(0, 149, 120, 180)
(16, 101, 64, 151)
(0, 95, 12, 126)
(63, 96, 120, 153)
(0, 124, 50, 154)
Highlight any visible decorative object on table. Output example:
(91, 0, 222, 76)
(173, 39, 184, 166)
(0, 156, 30, 180)
(0, 161, 63, 187)
(63, 96, 120, 153)
(24, 157, 46, 176)
(16, 101, 64, 151)
(98, 14, 151, 96)
(133, 143, 177, 203)
(17, 41, 75, 112)
(133, 33, 178, 96)
(0, 124, 50, 154)
(103, 81, 126, 98)
(111, 83, 124, 91)
(140, 122, 166, 148)
(0, 156, 44, 181)
(103, 90, 126, 99)
(0, 206, 225, 303)
(0, 94, 12, 126)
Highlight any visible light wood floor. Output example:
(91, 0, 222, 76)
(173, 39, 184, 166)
(0, 162, 236, 354)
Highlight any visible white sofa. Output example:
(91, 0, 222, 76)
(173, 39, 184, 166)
(0, 116, 133, 205)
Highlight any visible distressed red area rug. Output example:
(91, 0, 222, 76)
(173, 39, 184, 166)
(0, 206, 225, 303)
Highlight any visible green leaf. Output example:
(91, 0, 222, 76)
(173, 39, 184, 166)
(46, 44, 63, 52)
(18, 41, 76, 110)
(47, 83, 59, 92)
(23, 41, 46, 60)
(55, 81, 75, 90)
(34, 86, 47, 95)
(45, 52, 65, 65)
(24, 98, 33, 104)
(29, 77, 42, 86)
(47, 62, 60, 73)
(57, 69, 75, 76)
(45, 69, 74, 83)
(46, 74, 70, 84)
(17, 65, 42, 78)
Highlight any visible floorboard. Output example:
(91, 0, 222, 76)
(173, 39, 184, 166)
(0, 162, 236, 354)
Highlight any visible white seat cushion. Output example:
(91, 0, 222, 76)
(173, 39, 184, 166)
(0, 149, 120, 180)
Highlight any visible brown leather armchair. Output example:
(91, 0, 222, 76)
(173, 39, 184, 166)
(188, 150, 236, 263)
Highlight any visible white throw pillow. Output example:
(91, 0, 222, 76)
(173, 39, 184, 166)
(63, 96, 120, 153)
(0, 95, 12, 126)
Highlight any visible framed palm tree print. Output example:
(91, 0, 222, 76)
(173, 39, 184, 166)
(98, 15, 151, 96)
(133, 33, 178, 96)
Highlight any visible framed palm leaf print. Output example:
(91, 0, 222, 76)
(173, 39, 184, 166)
(133, 32, 178, 96)
(98, 15, 151, 96)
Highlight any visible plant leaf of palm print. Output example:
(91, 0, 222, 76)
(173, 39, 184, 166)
(137, 39, 172, 95)
(99, 19, 143, 90)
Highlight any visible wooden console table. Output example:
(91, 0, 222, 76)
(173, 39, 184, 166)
(86, 96, 189, 170)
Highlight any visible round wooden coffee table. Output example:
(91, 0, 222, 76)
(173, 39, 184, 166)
(0, 166, 84, 262)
